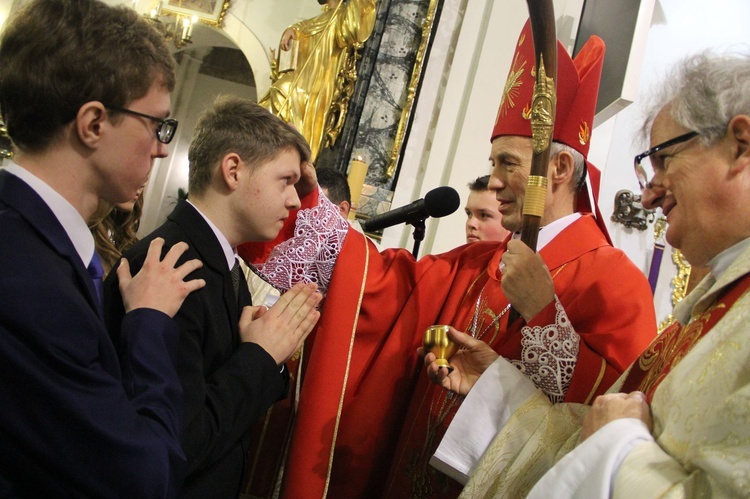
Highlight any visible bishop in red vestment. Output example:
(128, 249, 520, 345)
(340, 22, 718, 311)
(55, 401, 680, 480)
(239, 20, 656, 499)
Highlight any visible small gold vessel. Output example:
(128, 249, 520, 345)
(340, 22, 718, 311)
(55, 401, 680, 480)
(423, 325, 458, 371)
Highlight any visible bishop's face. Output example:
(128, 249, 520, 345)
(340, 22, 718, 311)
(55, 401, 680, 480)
(487, 136, 534, 234)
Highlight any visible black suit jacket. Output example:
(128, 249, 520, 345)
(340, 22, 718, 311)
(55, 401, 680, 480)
(0, 170, 185, 497)
(105, 200, 288, 499)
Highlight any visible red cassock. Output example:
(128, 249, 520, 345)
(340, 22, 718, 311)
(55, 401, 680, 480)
(240, 198, 656, 499)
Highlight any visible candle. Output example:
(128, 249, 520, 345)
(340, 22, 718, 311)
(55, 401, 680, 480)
(181, 17, 190, 40)
(347, 157, 368, 221)
(187, 15, 198, 38)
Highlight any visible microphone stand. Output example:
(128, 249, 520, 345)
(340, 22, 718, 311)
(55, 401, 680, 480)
(410, 219, 426, 258)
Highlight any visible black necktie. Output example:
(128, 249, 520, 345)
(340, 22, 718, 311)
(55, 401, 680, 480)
(87, 251, 104, 304)
(230, 258, 241, 303)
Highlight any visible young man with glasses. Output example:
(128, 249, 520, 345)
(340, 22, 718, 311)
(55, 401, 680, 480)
(0, 0, 206, 496)
(426, 51, 750, 498)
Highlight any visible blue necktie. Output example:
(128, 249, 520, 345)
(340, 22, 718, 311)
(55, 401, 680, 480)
(87, 251, 104, 304)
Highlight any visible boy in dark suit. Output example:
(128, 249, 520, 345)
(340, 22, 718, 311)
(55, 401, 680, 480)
(105, 96, 323, 498)
(0, 0, 206, 496)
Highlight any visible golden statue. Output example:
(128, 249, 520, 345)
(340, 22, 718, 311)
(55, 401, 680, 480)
(259, 0, 377, 162)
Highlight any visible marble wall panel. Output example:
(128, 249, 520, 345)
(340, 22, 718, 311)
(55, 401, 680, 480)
(317, 0, 438, 221)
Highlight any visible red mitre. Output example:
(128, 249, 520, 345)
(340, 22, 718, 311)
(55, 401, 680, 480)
(492, 19, 611, 242)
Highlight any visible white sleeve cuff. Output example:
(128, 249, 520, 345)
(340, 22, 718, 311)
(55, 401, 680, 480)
(527, 417, 654, 498)
(430, 357, 536, 484)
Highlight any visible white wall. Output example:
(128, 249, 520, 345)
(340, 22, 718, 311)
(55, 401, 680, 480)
(0, 3, 11, 31)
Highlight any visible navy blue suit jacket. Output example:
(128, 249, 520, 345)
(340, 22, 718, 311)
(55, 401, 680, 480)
(0, 170, 185, 498)
(105, 200, 288, 499)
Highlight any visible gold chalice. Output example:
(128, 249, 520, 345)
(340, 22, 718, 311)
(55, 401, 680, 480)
(423, 325, 458, 372)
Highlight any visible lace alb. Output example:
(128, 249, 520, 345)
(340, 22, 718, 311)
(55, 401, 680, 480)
(256, 187, 349, 298)
(512, 296, 580, 403)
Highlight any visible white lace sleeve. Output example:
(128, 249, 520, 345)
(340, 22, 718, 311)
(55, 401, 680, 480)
(511, 296, 580, 403)
(255, 186, 349, 297)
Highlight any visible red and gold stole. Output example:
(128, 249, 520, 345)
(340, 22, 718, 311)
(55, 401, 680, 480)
(621, 273, 750, 401)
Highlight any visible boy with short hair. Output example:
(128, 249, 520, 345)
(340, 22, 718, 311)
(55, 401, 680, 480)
(105, 96, 323, 498)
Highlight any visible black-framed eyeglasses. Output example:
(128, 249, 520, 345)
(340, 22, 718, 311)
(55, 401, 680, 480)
(634, 131, 699, 190)
(106, 106, 178, 144)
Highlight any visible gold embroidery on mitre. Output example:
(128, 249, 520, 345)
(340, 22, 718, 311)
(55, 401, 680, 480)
(499, 53, 526, 117)
(579, 121, 590, 146)
(530, 55, 556, 153)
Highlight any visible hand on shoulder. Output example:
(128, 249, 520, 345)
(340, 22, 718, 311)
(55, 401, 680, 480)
(117, 238, 205, 317)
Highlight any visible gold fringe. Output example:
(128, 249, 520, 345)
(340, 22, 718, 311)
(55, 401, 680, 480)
(323, 235, 370, 497)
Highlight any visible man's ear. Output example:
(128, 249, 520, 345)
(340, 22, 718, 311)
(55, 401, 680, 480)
(220, 153, 242, 190)
(338, 200, 350, 218)
(76, 102, 107, 148)
(549, 150, 575, 187)
(729, 115, 750, 171)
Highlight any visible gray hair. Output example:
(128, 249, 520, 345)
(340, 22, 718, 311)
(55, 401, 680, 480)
(641, 50, 750, 147)
(550, 141, 587, 193)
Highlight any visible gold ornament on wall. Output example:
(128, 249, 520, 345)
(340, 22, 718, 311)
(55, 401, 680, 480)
(141, 0, 230, 50)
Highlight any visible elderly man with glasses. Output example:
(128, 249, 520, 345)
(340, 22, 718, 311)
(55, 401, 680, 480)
(422, 50, 750, 498)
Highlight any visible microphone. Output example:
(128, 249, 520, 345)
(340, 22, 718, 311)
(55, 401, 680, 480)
(362, 186, 460, 232)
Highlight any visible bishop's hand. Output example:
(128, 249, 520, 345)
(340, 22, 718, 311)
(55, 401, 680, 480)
(420, 327, 499, 396)
(500, 239, 555, 322)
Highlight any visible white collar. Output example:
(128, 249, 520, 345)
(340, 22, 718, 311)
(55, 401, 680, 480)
(3, 161, 94, 266)
(512, 212, 581, 251)
(708, 236, 750, 282)
(187, 199, 236, 269)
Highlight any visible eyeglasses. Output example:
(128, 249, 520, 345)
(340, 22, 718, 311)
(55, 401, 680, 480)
(634, 131, 699, 190)
(106, 106, 178, 144)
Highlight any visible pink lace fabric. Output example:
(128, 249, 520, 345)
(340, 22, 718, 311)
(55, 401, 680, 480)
(256, 187, 349, 297)
(511, 296, 580, 403)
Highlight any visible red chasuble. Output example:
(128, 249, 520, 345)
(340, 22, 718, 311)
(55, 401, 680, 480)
(240, 213, 656, 499)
